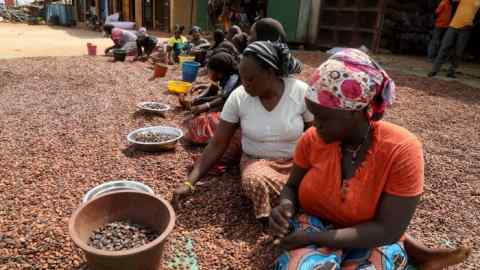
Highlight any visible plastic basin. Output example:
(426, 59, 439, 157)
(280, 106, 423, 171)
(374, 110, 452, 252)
(167, 80, 192, 94)
(69, 191, 175, 270)
(182, 61, 200, 83)
(178, 55, 195, 67)
(153, 64, 168, 78)
(113, 49, 127, 62)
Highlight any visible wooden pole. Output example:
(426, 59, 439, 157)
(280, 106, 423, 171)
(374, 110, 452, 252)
(190, 0, 194, 27)
(44, 0, 48, 20)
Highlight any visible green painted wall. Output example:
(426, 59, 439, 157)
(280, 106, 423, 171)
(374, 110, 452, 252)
(267, 0, 300, 41)
(196, 0, 208, 29)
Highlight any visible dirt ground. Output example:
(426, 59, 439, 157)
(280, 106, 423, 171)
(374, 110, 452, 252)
(0, 23, 169, 59)
(0, 53, 479, 269)
(0, 23, 114, 59)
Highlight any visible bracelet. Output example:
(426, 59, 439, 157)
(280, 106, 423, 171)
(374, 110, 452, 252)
(206, 102, 210, 109)
(184, 181, 195, 191)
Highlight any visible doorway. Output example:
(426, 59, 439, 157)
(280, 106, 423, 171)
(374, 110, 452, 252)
(154, 0, 169, 31)
(143, 0, 153, 29)
(76, 0, 85, 21)
(129, 0, 135, 21)
(116, 0, 123, 19)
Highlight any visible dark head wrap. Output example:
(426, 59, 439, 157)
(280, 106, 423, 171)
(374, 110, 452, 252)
(189, 26, 201, 35)
(213, 29, 225, 48)
(175, 25, 185, 34)
(252, 18, 287, 43)
(227, 25, 242, 39)
(243, 41, 302, 76)
(103, 24, 114, 35)
(232, 33, 249, 53)
(213, 41, 239, 58)
(207, 52, 238, 76)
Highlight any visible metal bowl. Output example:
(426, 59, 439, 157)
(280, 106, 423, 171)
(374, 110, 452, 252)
(136, 102, 170, 115)
(82, 180, 154, 203)
(127, 126, 184, 152)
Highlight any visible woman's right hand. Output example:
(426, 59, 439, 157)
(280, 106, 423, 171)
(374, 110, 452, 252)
(171, 182, 195, 209)
(270, 199, 295, 237)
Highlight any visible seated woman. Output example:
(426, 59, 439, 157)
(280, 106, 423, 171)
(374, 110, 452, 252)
(181, 52, 241, 145)
(103, 24, 137, 56)
(173, 41, 313, 220)
(249, 18, 302, 74)
(189, 26, 210, 48)
(249, 17, 287, 43)
(226, 25, 242, 42)
(166, 25, 188, 64)
(270, 49, 471, 270)
(134, 27, 158, 61)
(232, 32, 249, 53)
(209, 29, 239, 58)
(189, 26, 211, 65)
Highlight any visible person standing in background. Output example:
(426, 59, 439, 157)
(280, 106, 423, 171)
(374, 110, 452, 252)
(427, 0, 453, 62)
(429, 0, 480, 78)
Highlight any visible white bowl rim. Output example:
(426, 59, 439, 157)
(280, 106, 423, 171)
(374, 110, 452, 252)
(136, 102, 171, 112)
(127, 126, 184, 145)
(82, 180, 154, 203)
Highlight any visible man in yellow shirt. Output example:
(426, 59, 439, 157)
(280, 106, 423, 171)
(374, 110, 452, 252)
(429, 0, 480, 78)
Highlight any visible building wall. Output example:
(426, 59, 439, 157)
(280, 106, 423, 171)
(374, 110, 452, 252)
(122, 0, 129, 20)
(135, 0, 142, 26)
(171, 0, 196, 31)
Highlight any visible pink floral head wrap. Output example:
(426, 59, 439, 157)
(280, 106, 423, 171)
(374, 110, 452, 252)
(306, 48, 395, 120)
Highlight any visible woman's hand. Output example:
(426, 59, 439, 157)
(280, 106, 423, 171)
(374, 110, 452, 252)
(171, 182, 195, 209)
(270, 199, 295, 237)
(191, 84, 209, 93)
(178, 94, 192, 109)
(278, 231, 316, 251)
(191, 103, 209, 115)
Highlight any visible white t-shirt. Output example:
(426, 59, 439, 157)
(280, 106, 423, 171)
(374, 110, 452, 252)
(221, 77, 314, 159)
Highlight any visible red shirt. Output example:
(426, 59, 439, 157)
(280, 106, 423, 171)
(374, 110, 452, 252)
(294, 121, 424, 228)
(436, 0, 453, 28)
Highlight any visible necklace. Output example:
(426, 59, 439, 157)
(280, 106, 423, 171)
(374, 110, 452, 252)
(343, 124, 371, 165)
(340, 124, 371, 202)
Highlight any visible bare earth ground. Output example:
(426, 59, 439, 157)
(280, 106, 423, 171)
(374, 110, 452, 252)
(0, 53, 478, 269)
(0, 23, 168, 59)
(0, 23, 115, 59)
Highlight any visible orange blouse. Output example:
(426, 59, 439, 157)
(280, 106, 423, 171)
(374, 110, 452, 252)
(294, 121, 424, 228)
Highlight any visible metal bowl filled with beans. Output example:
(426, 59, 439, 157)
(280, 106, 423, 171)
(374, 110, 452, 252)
(127, 126, 183, 152)
(136, 102, 170, 115)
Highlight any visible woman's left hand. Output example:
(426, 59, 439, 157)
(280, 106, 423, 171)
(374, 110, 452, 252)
(278, 231, 316, 251)
(191, 103, 208, 115)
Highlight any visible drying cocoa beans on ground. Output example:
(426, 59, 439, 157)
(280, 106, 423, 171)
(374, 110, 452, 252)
(0, 55, 478, 269)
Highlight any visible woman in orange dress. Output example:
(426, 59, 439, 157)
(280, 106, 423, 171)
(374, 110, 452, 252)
(270, 49, 470, 270)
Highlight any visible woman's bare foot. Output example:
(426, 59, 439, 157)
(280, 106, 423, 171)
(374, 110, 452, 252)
(419, 246, 472, 270)
(404, 234, 471, 269)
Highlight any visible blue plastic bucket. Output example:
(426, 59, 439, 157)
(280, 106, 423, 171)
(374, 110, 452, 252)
(182, 61, 200, 83)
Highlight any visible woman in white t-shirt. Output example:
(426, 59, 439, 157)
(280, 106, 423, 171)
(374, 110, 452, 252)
(173, 41, 313, 220)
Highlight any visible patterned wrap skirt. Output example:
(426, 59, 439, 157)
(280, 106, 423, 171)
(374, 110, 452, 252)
(275, 214, 412, 270)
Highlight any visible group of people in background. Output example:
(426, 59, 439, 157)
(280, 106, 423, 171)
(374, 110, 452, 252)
(428, 0, 479, 78)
